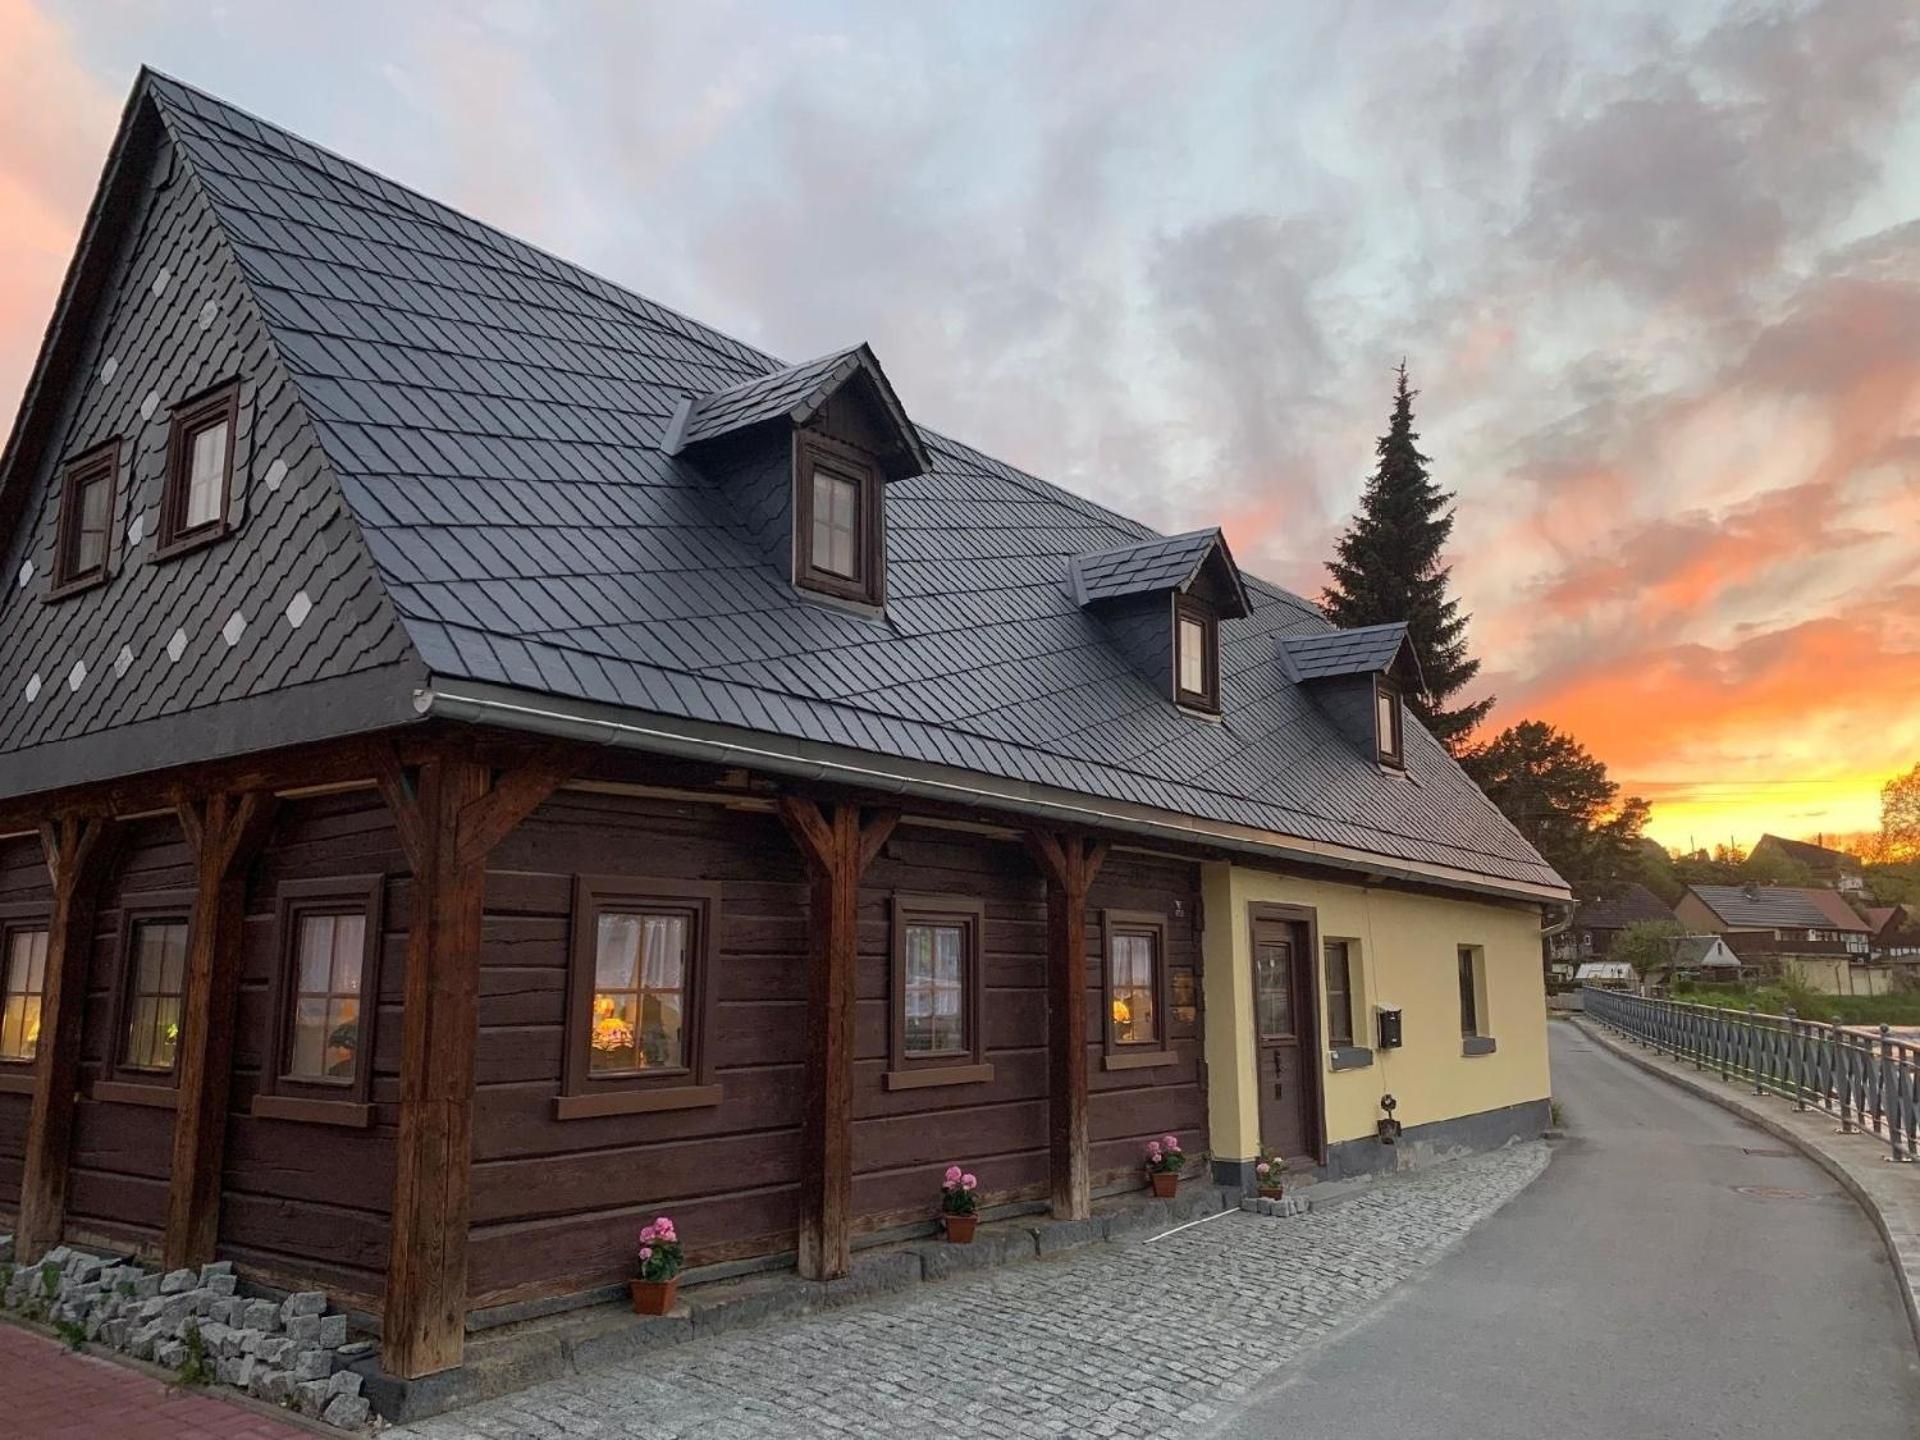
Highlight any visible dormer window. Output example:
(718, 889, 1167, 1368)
(1375, 678, 1404, 768)
(51, 439, 121, 596)
(795, 432, 882, 606)
(1174, 596, 1219, 712)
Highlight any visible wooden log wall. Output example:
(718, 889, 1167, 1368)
(0, 832, 53, 1212)
(466, 789, 1204, 1313)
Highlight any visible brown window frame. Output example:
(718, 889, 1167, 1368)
(0, 906, 52, 1087)
(793, 429, 885, 607)
(253, 876, 384, 1128)
(1101, 909, 1176, 1070)
(49, 439, 121, 598)
(1323, 938, 1355, 1049)
(559, 875, 721, 1119)
(1374, 676, 1405, 768)
(101, 892, 194, 1101)
(1458, 944, 1484, 1038)
(155, 380, 240, 559)
(1173, 595, 1219, 712)
(886, 893, 991, 1090)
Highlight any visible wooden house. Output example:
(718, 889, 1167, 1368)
(0, 73, 1566, 1384)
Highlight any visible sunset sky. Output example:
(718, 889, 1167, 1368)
(3, 1, 1917, 851)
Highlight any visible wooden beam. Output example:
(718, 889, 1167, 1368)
(16, 815, 121, 1262)
(1027, 831, 1109, 1221)
(778, 797, 894, 1281)
(378, 747, 571, 1379)
(163, 791, 278, 1270)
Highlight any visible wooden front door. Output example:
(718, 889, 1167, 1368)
(1251, 914, 1319, 1163)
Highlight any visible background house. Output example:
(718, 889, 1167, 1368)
(1750, 833, 1867, 893)
(1867, 905, 1920, 962)
(1676, 884, 1879, 994)
(1544, 883, 1673, 977)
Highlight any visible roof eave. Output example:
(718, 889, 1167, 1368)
(422, 676, 1572, 906)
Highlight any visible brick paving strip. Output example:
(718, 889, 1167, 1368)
(1574, 1014, 1920, 1353)
(392, 1144, 1550, 1440)
(0, 1321, 314, 1439)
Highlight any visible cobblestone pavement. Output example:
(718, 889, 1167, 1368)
(395, 1143, 1549, 1440)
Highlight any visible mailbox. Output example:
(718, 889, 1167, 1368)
(1375, 1004, 1404, 1050)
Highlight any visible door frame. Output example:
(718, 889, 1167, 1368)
(1247, 901, 1327, 1166)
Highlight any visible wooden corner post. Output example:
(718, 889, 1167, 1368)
(1026, 830, 1108, 1222)
(165, 790, 278, 1271)
(16, 814, 121, 1263)
(375, 744, 571, 1379)
(778, 797, 898, 1281)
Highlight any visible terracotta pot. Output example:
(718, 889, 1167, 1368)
(630, 1276, 679, 1316)
(1258, 1185, 1285, 1200)
(943, 1213, 978, 1243)
(1150, 1170, 1179, 1198)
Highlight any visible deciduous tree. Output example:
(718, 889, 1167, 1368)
(1462, 720, 1650, 898)
(1881, 763, 1920, 863)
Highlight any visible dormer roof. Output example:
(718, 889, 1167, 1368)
(664, 343, 930, 481)
(1277, 621, 1426, 692)
(1069, 528, 1251, 618)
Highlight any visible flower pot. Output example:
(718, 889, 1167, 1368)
(630, 1276, 679, 1316)
(1258, 1185, 1285, 1200)
(943, 1213, 978, 1244)
(1149, 1171, 1179, 1198)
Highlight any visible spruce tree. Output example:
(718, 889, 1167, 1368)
(1322, 363, 1492, 752)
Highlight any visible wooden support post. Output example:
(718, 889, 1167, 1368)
(376, 745, 571, 1379)
(778, 797, 898, 1281)
(164, 791, 278, 1271)
(1026, 831, 1109, 1222)
(16, 814, 120, 1263)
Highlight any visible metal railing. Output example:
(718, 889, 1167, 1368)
(1581, 987, 1919, 1164)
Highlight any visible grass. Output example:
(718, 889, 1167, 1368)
(1672, 980, 1920, 1027)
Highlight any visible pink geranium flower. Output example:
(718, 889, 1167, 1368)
(638, 1245, 653, 1261)
(640, 1224, 658, 1243)
(961, 1173, 977, 1190)
(1162, 1134, 1179, 1149)
(945, 1165, 963, 1183)
(1256, 1161, 1270, 1176)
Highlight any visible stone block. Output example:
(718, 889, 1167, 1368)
(285, 1313, 320, 1343)
(242, 1299, 279, 1331)
(335, 1340, 374, 1360)
(1032, 1216, 1105, 1256)
(231, 1354, 257, 1389)
(159, 1295, 193, 1326)
(821, 1250, 923, 1306)
(204, 1272, 238, 1298)
(198, 1321, 233, 1357)
(327, 1370, 363, 1398)
(296, 1378, 331, 1416)
(318, 1312, 348, 1347)
(240, 1328, 264, 1356)
(131, 1273, 160, 1300)
(159, 1268, 197, 1295)
(292, 1347, 331, 1381)
(919, 1227, 1039, 1281)
(256, 1335, 294, 1366)
(323, 1393, 372, 1429)
(254, 1368, 296, 1406)
(197, 1260, 235, 1282)
(569, 1313, 693, 1371)
(155, 1340, 186, 1370)
(208, 1297, 237, 1326)
(43, 1246, 72, 1268)
(281, 1290, 326, 1320)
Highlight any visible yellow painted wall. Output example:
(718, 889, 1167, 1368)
(1782, 956, 1897, 996)
(1201, 861, 1551, 1161)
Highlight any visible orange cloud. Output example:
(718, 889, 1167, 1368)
(0, 0, 116, 420)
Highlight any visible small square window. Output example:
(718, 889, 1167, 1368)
(50, 441, 120, 595)
(157, 381, 240, 556)
(1174, 597, 1219, 711)
(560, 877, 721, 1119)
(794, 432, 883, 606)
(887, 895, 989, 1088)
(0, 921, 51, 1064)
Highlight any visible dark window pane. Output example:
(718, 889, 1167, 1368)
(591, 909, 689, 1073)
(1111, 931, 1159, 1044)
(125, 921, 188, 1072)
(903, 921, 968, 1056)
(1324, 940, 1354, 1047)
(1459, 947, 1480, 1037)
(74, 473, 109, 573)
(1, 929, 49, 1062)
(811, 465, 861, 580)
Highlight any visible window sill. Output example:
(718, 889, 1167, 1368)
(92, 1080, 178, 1108)
(150, 523, 230, 563)
(1328, 1046, 1374, 1072)
(554, 1083, 722, 1121)
(1103, 1049, 1180, 1072)
(1462, 1036, 1497, 1057)
(0, 1069, 37, 1094)
(43, 573, 107, 603)
(251, 1093, 373, 1128)
(883, 1062, 994, 1091)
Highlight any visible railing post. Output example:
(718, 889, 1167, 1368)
(1880, 1026, 1900, 1163)
(1834, 1021, 1854, 1133)
(1747, 1005, 1760, 1093)
(1785, 1007, 1803, 1109)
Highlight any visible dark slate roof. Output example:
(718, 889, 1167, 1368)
(1574, 884, 1674, 931)
(666, 343, 930, 478)
(1277, 622, 1424, 689)
(1069, 529, 1251, 618)
(6, 73, 1563, 897)
(1689, 885, 1872, 932)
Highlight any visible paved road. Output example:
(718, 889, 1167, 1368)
(1208, 1022, 1920, 1439)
